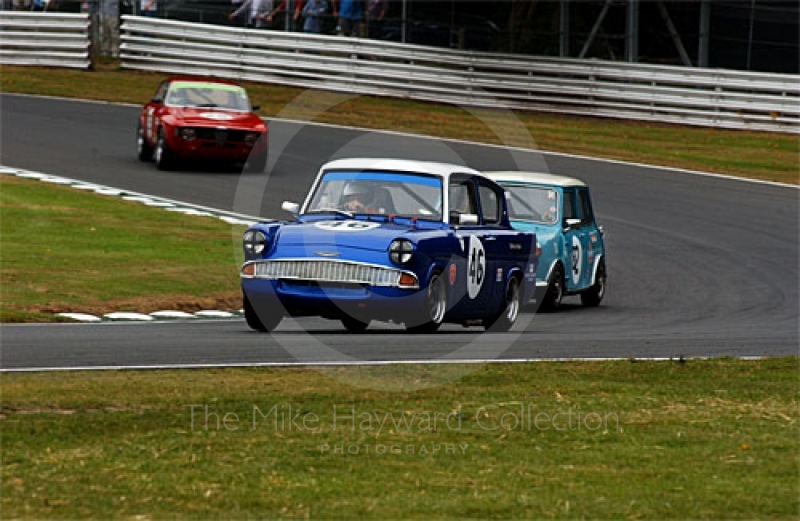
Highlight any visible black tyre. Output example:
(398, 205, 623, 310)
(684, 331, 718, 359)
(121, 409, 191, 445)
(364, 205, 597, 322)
(245, 149, 268, 173)
(341, 316, 369, 333)
(485, 276, 521, 332)
(539, 264, 564, 312)
(581, 260, 606, 307)
(406, 271, 446, 334)
(154, 128, 175, 171)
(136, 122, 153, 162)
(244, 294, 282, 332)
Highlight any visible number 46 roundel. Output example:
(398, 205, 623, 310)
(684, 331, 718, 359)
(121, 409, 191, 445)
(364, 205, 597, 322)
(467, 235, 485, 299)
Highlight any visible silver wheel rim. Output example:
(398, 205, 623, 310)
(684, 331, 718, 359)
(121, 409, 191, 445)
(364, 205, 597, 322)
(155, 138, 163, 164)
(596, 269, 606, 298)
(428, 276, 446, 324)
(506, 283, 520, 323)
(553, 270, 563, 305)
(137, 128, 143, 154)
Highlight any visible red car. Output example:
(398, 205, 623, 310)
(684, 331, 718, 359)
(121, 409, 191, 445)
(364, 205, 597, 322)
(136, 77, 268, 172)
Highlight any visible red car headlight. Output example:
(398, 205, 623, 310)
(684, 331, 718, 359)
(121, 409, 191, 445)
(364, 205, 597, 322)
(244, 132, 259, 147)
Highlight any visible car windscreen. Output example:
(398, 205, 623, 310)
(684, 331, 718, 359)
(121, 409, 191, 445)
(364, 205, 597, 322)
(306, 171, 443, 221)
(504, 185, 559, 225)
(165, 81, 251, 111)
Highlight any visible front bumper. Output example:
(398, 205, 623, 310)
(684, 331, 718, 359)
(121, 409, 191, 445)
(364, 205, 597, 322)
(241, 259, 424, 322)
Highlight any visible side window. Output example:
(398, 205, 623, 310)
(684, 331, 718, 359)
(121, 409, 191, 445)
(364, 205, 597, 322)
(562, 189, 578, 221)
(448, 180, 477, 224)
(578, 189, 594, 225)
(478, 184, 500, 225)
(155, 82, 168, 102)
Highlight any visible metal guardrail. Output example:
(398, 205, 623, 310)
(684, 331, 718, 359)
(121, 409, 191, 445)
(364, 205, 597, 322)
(0, 11, 91, 69)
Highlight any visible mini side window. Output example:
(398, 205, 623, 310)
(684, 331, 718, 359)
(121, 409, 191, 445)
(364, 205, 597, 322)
(578, 189, 594, 225)
(563, 189, 578, 221)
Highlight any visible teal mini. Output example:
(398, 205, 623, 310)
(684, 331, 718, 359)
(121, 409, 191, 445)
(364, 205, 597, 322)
(484, 172, 607, 311)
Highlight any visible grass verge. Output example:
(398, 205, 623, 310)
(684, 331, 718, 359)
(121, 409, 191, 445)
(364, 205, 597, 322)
(2, 358, 798, 518)
(2, 63, 798, 184)
(0, 175, 244, 321)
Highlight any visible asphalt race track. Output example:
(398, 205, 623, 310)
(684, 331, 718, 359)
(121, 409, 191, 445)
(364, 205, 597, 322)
(1, 93, 797, 370)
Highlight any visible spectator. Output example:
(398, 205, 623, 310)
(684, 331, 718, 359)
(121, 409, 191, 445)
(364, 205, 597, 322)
(332, 0, 361, 37)
(230, 0, 273, 28)
(301, 0, 326, 34)
(365, 0, 386, 40)
(230, 0, 246, 26)
(140, 0, 157, 17)
(266, 0, 303, 31)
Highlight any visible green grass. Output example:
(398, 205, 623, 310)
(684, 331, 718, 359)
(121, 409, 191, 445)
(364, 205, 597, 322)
(2, 358, 798, 518)
(0, 175, 244, 321)
(3, 63, 798, 184)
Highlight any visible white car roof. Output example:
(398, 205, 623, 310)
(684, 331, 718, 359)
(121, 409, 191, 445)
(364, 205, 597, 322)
(321, 158, 483, 179)
(483, 171, 587, 188)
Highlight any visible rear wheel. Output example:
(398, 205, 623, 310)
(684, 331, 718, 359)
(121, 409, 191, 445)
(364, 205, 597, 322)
(485, 276, 521, 332)
(154, 128, 175, 171)
(406, 271, 446, 334)
(581, 260, 606, 307)
(244, 294, 282, 332)
(136, 122, 153, 161)
(341, 316, 369, 333)
(540, 264, 564, 312)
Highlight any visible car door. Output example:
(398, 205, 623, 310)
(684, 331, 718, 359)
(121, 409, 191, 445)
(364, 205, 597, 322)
(577, 187, 601, 288)
(145, 81, 169, 144)
(448, 176, 492, 317)
(562, 188, 591, 292)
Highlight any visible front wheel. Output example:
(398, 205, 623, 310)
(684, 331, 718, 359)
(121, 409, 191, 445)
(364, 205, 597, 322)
(581, 260, 606, 307)
(539, 264, 564, 312)
(244, 294, 282, 332)
(341, 316, 369, 333)
(406, 271, 446, 334)
(136, 122, 153, 161)
(245, 149, 268, 173)
(485, 277, 521, 332)
(154, 128, 175, 171)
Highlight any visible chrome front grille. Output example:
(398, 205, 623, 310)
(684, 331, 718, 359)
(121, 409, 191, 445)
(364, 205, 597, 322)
(250, 260, 416, 288)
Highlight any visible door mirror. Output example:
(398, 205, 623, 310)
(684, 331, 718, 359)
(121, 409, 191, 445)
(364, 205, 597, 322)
(564, 218, 581, 230)
(150, 97, 163, 104)
(281, 201, 300, 215)
(251, 104, 260, 111)
(458, 213, 479, 225)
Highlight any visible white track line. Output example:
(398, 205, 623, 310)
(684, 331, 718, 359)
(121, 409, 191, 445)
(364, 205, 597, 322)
(3, 92, 796, 190)
(0, 356, 768, 373)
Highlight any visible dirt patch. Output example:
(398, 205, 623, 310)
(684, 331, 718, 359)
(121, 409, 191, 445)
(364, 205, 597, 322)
(32, 291, 242, 317)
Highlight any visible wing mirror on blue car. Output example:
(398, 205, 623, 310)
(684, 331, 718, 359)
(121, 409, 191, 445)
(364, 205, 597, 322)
(281, 201, 300, 215)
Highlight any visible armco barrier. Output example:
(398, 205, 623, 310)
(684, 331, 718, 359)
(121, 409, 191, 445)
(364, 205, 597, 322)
(1, 11, 91, 69)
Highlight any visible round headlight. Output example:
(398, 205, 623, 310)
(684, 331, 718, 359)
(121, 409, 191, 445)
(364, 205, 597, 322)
(389, 239, 414, 265)
(180, 128, 196, 141)
(244, 132, 259, 147)
(243, 230, 267, 255)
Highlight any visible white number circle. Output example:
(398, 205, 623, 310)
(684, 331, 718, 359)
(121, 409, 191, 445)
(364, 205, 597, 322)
(467, 235, 485, 300)
(314, 220, 380, 231)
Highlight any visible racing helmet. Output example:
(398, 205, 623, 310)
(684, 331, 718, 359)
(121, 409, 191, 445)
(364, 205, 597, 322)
(341, 180, 374, 204)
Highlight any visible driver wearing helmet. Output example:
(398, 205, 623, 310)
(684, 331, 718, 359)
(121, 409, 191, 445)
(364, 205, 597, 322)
(341, 181, 376, 213)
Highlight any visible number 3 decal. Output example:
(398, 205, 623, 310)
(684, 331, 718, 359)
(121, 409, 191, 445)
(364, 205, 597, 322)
(467, 235, 485, 299)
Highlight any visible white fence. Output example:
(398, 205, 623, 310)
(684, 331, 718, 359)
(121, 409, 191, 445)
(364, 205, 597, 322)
(0, 12, 91, 69)
(118, 16, 800, 133)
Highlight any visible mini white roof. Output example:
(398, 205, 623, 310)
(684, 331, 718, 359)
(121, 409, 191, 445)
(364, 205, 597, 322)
(483, 171, 587, 188)
(321, 158, 483, 179)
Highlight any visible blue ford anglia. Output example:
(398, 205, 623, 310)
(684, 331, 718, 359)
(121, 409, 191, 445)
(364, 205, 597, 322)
(484, 171, 606, 311)
(240, 159, 539, 333)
